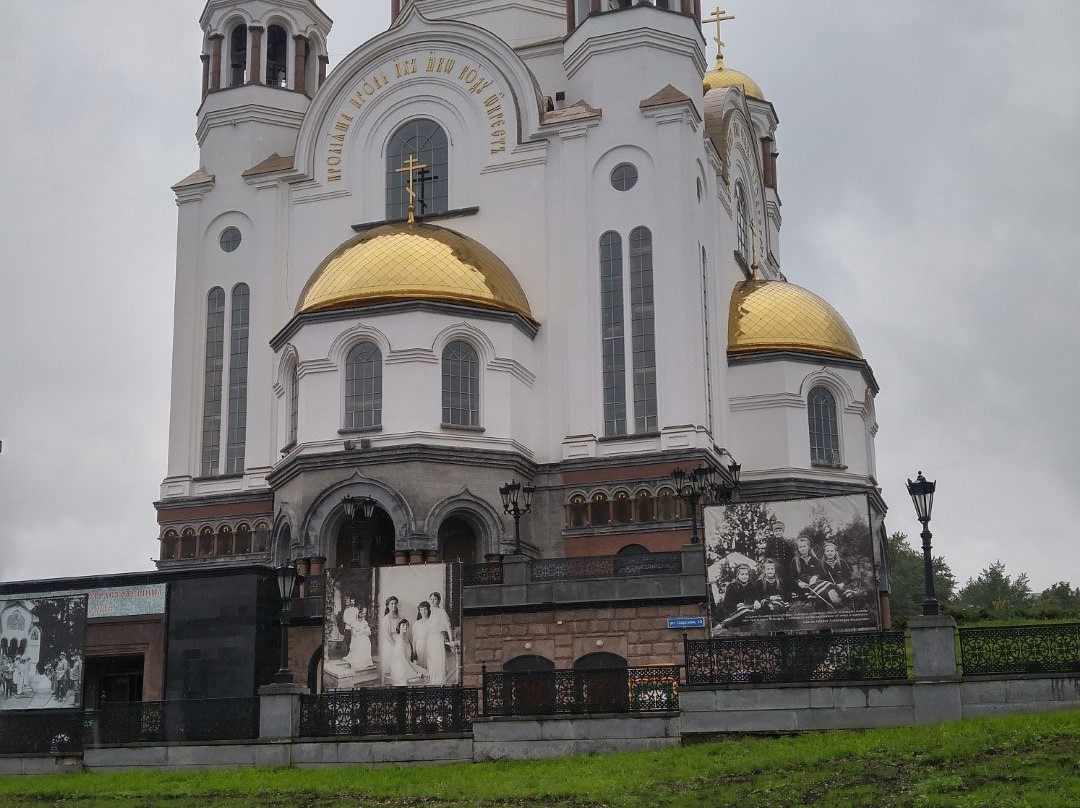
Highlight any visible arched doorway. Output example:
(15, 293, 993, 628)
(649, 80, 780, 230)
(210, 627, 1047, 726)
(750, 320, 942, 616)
(502, 654, 555, 715)
(333, 507, 396, 568)
(439, 515, 479, 563)
(572, 652, 628, 713)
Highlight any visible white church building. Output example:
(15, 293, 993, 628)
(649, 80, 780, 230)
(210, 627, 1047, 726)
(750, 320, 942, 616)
(155, 0, 886, 621)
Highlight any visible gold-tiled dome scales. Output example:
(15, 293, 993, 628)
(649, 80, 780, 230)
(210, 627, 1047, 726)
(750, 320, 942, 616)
(728, 280, 862, 360)
(298, 222, 536, 326)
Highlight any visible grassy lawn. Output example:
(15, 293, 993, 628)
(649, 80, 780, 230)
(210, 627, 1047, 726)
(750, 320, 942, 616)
(2, 710, 1078, 808)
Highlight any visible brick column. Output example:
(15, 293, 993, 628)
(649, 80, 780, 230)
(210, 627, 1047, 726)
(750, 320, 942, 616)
(200, 53, 210, 98)
(293, 34, 308, 94)
(395, 550, 408, 565)
(248, 26, 264, 84)
(209, 34, 223, 91)
(409, 549, 424, 565)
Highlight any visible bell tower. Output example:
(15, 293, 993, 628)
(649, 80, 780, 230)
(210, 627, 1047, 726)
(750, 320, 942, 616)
(196, 0, 333, 174)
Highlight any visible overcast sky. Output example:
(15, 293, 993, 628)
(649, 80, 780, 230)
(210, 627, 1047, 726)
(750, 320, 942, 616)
(1, 2, 1077, 593)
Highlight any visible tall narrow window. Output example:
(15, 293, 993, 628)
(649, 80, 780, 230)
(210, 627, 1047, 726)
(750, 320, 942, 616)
(808, 386, 840, 465)
(442, 340, 480, 427)
(225, 283, 250, 474)
(266, 24, 288, 87)
(345, 342, 382, 429)
(386, 119, 448, 220)
(229, 24, 247, 87)
(701, 246, 714, 434)
(735, 181, 749, 259)
(200, 288, 226, 476)
(288, 363, 299, 445)
(629, 226, 657, 432)
(600, 231, 626, 436)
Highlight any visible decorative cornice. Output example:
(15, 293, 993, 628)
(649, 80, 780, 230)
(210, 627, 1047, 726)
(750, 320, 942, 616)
(728, 351, 880, 396)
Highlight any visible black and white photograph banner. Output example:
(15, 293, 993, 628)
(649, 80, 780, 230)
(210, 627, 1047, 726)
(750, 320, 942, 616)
(323, 563, 462, 692)
(703, 494, 880, 636)
(0, 594, 88, 710)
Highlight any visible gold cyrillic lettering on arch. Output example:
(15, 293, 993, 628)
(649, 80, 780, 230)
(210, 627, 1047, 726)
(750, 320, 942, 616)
(324, 51, 510, 181)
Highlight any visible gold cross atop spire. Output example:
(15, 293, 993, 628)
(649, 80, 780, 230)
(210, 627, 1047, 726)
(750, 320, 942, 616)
(702, 7, 735, 69)
(395, 153, 428, 224)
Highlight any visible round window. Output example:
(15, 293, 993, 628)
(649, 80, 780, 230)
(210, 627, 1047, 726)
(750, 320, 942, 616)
(610, 163, 638, 191)
(219, 226, 242, 253)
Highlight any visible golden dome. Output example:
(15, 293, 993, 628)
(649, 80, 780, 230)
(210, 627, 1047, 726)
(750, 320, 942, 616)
(703, 65, 765, 101)
(298, 222, 536, 325)
(728, 280, 862, 360)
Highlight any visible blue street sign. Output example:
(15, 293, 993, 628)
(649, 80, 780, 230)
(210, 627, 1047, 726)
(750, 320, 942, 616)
(667, 617, 705, 629)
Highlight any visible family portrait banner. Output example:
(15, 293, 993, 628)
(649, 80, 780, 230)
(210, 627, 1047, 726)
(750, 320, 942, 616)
(703, 494, 879, 636)
(0, 594, 88, 710)
(323, 563, 462, 692)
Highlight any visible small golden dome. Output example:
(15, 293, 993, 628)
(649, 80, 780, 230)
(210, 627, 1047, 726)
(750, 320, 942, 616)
(728, 280, 862, 360)
(703, 66, 765, 101)
(298, 222, 536, 326)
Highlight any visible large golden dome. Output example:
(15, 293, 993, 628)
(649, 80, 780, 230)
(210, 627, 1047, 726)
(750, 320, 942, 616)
(298, 222, 536, 326)
(728, 280, 862, 360)
(703, 65, 765, 101)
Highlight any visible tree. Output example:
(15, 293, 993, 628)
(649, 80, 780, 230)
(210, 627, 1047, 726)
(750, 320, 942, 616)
(886, 532, 957, 622)
(1034, 581, 1080, 615)
(956, 561, 1032, 615)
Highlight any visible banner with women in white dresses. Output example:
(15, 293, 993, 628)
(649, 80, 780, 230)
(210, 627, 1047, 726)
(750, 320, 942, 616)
(0, 595, 87, 710)
(703, 494, 880, 636)
(322, 563, 462, 691)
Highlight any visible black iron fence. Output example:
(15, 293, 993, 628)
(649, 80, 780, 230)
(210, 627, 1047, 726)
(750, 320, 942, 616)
(91, 698, 260, 745)
(959, 622, 1080, 676)
(462, 562, 504, 586)
(530, 552, 683, 582)
(482, 666, 680, 716)
(299, 687, 478, 737)
(0, 709, 87, 755)
(684, 631, 909, 685)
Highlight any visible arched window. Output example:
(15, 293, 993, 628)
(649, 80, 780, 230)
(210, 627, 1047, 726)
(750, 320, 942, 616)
(567, 494, 588, 528)
(229, 24, 248, 87)
(612, 491, 632, 524)
(656, 487, 677, 521)
(808, 385, 841, 465)
(199, 526, 216, 557)
(441, 340, 480, 427)
(226, 283, 250, 474)
(345, 342, 382, 429)
(253, 521, 271, 553)
(161, 530, 179, 560)
(201, 288, 225, 477)
(181, 528, 197, 559)
(439, 516, 478, 564)
(599, 230, 626, 436)
(735, 181, 749, 259)
(634, 490, 653, 522)
(234, 523, 252, 555)
(386, 119, 448, 220)
(265, 25, 288, 87)
(288, 362, 299, 445)
(590, 492, 610, 525)
(629, 226, 657, 432)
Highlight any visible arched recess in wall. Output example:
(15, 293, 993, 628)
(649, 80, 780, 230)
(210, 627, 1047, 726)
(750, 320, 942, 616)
(426, 489, 505, 559)
(302, 472, 415, 566)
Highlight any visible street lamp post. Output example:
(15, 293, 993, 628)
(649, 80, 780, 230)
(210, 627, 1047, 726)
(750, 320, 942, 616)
(906, 471, 939, 616)
(670, 464, 714, 544)
(342, 494, 376, 567)
(499, 479, 535, 554)
(274, 560, 301, 683)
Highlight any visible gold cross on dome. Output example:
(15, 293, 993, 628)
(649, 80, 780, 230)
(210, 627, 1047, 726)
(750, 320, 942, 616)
(703, 7, 735, 67)
(395, 153, 428, 224)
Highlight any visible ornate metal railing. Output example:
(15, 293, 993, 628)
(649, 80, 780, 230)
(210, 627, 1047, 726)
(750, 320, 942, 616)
(482, 666, 680, 716)
(0, 709, 87, 755)
(299, 687, 478, 738)
(684, 632, 908, 685)
(462, 562, 504, 586)
(92, 698, 260, 745)
(530, 552, 683, 582)
(959, 623, 1080, 676)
